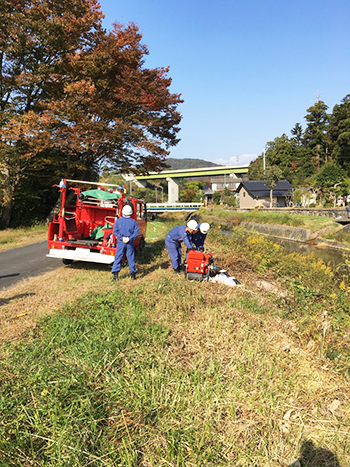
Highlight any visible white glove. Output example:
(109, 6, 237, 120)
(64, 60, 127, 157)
(122, 237, 130, 243)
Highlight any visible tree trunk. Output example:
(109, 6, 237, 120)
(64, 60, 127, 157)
(270, 189, 273, 208)
(0, 168, 19, 229)
(316, 144, 321, 171)
(0, 199, 15, 229)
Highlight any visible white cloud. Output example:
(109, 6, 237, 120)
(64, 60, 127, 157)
(215, 154, 258, 166)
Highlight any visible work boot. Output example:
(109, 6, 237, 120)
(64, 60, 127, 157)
(130, 272, 136, 280)
(173, 267, 181, 275)
(112, 272, 119, 282)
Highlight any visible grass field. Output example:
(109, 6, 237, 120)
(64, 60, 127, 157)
(0, 224, 47, 251)
(0, 213, 349, 466)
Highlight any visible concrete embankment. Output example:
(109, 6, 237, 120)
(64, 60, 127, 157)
(239, 207, 349, 220)
(240, 221, 336, 243)
(200, 213, 348, 251)
(238, 221, 349, 251)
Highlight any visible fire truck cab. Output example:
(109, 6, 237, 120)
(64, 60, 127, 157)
(47, 179, 147, 265)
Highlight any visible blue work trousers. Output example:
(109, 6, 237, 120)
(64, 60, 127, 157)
(165, 236, 182, 270)
(111, 240, 137, 274)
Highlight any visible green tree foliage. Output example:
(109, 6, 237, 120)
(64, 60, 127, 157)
(221, 187, 237, 207)
(248, 154, 265, 180)
(266, 134, 298, 182)
(213, 191, 221, 205)
(304, 100, 329, 172)
(264, 165, 283, 208)
(329, 95, 350, 173)
(314, 162, 347, 189)
(0, 1, 183, 228)
(179, 181, 204, 202)
(291, 123, 303, 146)
(248, 96, 350, 203)
(248, 135, 310, 186)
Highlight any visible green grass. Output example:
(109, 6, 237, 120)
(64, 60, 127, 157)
(0, 289, 297, 466)
(0, 224, 47, 250)
(3, 284, 348, 466)
(1, 216, 350, 465)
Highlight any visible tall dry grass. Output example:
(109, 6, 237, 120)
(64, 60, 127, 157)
(0, 216, 349, 466)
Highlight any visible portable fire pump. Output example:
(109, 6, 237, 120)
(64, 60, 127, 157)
(47, 179, 147, 265)
(185, 250, 241, 285)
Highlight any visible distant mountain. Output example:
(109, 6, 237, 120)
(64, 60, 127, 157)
(165, 158, 219, 170)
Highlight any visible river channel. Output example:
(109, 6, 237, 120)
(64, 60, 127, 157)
(223, 230, 346, 268)
(270, 237, 346, 268)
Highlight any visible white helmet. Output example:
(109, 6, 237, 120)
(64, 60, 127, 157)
(122, 205, 133, 217)
(199, 222, 210, 234)
(187, 219, 198, 230)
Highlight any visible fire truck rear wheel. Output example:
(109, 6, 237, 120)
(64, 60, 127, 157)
(62, 259, 74, 265)
(139, 238, 145, 251)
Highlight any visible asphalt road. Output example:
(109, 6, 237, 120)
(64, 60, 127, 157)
(0, 240, 61, 291)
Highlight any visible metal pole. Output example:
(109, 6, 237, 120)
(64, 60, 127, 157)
(263, 147, 266, 171)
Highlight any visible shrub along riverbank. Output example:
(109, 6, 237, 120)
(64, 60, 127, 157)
(0, 214, 349, 465)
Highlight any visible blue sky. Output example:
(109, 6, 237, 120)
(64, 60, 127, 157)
(98, 0, 350, 166)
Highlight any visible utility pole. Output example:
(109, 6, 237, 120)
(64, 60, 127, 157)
(263, 147, 266, 172)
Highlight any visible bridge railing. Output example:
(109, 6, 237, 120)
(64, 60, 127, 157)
(147, 202, 204, 212)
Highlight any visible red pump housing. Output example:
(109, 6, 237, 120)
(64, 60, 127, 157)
(185, 250, 214, 281)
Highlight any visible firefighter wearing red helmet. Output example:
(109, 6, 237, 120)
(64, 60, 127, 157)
(111, 204, 139, 281)
(165, 220, 198, 274)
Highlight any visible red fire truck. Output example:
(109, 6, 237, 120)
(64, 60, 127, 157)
(47, 179, 147, 265)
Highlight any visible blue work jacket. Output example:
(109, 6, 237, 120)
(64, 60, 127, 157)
(192, 223, 208, 251)
(113, 216, 139, 243)
(166, 225, 194, 250)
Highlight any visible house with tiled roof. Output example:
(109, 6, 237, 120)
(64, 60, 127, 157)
(236, 180, 294, 208)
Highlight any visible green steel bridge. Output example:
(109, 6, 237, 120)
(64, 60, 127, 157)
(128, 164, 249, 203)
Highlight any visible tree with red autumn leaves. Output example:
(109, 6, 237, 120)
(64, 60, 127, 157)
(0, 0, 183, 227)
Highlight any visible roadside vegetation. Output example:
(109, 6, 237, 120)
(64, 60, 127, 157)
(0, 214, 349, 466)
(0, 224, 47, 251)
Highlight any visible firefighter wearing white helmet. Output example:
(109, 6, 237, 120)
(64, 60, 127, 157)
(192, 222, 210, 251)
(111, 204, 139, 281)
(122, 205, 133, 217)
(165, 219, 198, 274)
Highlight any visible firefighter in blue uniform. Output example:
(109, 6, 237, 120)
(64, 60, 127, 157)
(192, 222, 210, 251)
(165, 219, 198, 273)
(111, 204, 139, 281)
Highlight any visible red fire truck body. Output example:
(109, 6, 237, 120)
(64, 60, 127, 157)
(47, 179, 147, 265)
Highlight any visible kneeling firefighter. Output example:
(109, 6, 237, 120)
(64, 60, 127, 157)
(111, 205, 139, 281)
(192, 222, 210, 251)
(165, 220, 198, 274)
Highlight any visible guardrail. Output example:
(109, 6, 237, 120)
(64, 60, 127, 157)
(147, 203, 204, 212)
